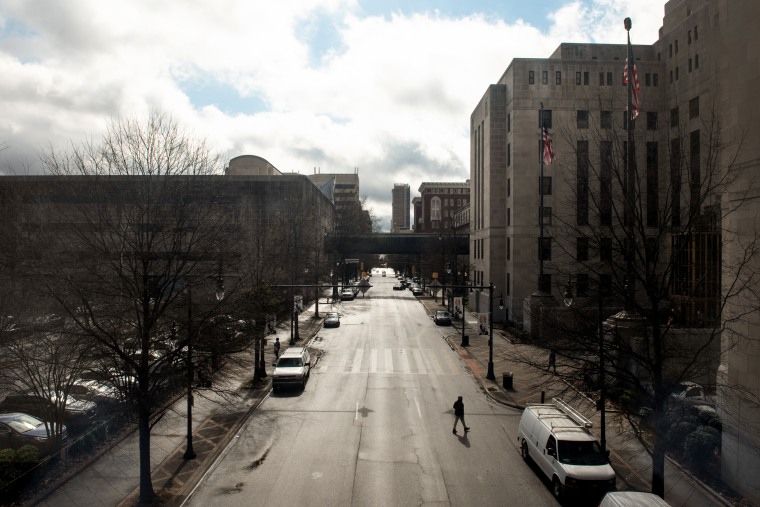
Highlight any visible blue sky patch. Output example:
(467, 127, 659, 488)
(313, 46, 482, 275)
(178, 78, 270, 115)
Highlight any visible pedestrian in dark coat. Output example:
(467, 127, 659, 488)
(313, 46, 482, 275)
(548, 348, 556, 373)
(452, 396, 470, 434)
(274, 337, 281, 358)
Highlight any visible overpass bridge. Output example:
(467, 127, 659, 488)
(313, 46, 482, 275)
(325, 233, 469, 256)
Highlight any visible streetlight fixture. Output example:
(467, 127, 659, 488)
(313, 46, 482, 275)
(184, 275, 224, 461)
(563, 276, 607, 453)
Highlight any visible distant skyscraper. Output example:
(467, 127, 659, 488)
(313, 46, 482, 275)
(391, 183, 410, 232)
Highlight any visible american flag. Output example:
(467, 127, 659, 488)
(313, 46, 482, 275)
(624, 57, 641, 120)
(543, 127, 556, 166)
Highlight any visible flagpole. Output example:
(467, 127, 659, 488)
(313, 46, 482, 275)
(539, 102, 545, 293)
(624, 17, 635, 312)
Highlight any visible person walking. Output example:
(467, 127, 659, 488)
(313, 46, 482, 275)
(274, 337, 281, 359)
(548, 348, 556, 373)
(452, 396, 469, 434)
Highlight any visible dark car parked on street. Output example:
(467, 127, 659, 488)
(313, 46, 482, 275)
(434, 310, 452, 326)
(323, 312, 340, 328)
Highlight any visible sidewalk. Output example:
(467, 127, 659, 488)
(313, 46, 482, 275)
(418, 296, 736, 507)
(34, 307, 325, 507)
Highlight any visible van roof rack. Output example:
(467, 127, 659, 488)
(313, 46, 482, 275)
(552, 398, 593, 428)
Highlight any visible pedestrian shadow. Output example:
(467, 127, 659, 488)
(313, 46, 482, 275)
(455, 432, 471, 448)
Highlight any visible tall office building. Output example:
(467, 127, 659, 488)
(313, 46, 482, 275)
(391, 183, 410, 232)
(470, 1, 760, 501)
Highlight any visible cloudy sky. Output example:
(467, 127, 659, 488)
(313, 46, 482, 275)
(0, 0, 666, 230)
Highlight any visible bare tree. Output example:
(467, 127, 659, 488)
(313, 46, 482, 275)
(537, 102, 760, 497)
(31, 111, 237, 505)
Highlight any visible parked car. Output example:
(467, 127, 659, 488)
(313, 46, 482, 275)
(434, 310, 452, 326)
(412, 286, 423, 296)
(599, 491, 671, 506)
(272, 347, 311, 391)
(341, 288, 355, 301)
(0, 392, 98, 424)
(393, 283, 404, 291)
(323, 312, 340, 328)
(0, 412, 67, 455)
(668, 381, 711, 405)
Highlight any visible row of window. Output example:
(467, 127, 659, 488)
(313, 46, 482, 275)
(528, 69, 660, 88)
(669, 54, 700, 83)
(667, 25, 698, 58)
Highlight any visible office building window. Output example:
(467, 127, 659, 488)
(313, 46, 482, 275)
(577, 140, 589, 226)
(647, 111, 658, 130)
(507, 143, 511, 166)
(669, 44, 673, 57)
(556, 71, 561, 84)
(690, 96, 700, 119)
(695, 54, 699, 69)
(688, 30, 692, 44)
(645, 73, 651, 86)
(577, 237, 589, 261)
(600, 274, 612, 296)
(600, 141, 612, 226)
(675, 40, 679, 53)
(653, 73, 658, 86)
(540, 176, 553, 195)
(576, 71, 581, 85)
(601, 110, 612, 129)
(599, 72, 605, 86)
(583, 71, 589, 85)
(670, 69, 673, 84)
(576, 274, 589, 297)
(670, 107, 679, 128)
(539, 274, 552, 294)
(541, 206, 552, 225)
(539, 109, 552, 129)
(507, 273, 510, 296)
(607, 72, 613, 85)
(529, 71, 535, 84)
(539, 237, 552, 261)
(600, 237, 612, 262)
(542, 70, 548, 84)
(647, 142, 659, 227)
(507, 112, 511, 132)
(577, 110, 589, 129)
(694, 25, 698, 40)
(507, 178, 510, 196)
(507, 237, 510, 261)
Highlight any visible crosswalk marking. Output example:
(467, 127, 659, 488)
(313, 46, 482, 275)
(316, 348, 462, 376)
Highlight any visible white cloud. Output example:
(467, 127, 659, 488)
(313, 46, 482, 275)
(0, 0, 665, 228)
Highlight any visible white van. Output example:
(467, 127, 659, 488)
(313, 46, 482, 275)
(272, 347, 311, 391)
(518, 398, 615, 501)
(599, 491, 671, 506)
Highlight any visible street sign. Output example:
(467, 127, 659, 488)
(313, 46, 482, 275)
(432, 272, 439, 279)
(358, 279, 372, 295)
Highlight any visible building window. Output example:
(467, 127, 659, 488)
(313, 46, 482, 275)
(540, 176, 553, 195)
(600, 142, 612, 226)
(577, 110, 589, 129)
(695, 54, 699, 69)
(600, 237, 612, 262)
(688, 30, 692, 44)
(671, 138, 682, 227)
(694, 25, 698, 40)
(542, 70, 548, 84)
(669, 43, 673, 57)
(541, 206, 552, 225)
(539, 274, 552, 294)
(670, 107, 679, 128)
(529, 71, 535, 84)
(647, 111, 658, 130)
(607, 72, 613, 86)
(577, 237, 589, 261)
(576, 71, 581, 85)
(647, 141, 659, 227)
(576, 274, 589, 297)
(689, 96, 700, 119)
(556, 71, 561, 84)
(601, 110, 612, 129)
(507, 112, 511, 132)
(645, 73, 651, 86)
(507, 237, 510, 260)
(675, 40, 679, 53)
(583, 71, 589, 85)
(507, 143, 511, 166)
(670, 69, 673, 84)
(676, 66, 679, 80)
(431, 196, 441, 221)
(688, 58, 692, 72)
(539, 109, 552, 129)
(507, 273, 510, 296)
(600, 274, 612, 295)
(577, 140, 589, 226)
(653, 73, 658, 86)
(539, 237, 552, 261)
(599, 72, 605, 86)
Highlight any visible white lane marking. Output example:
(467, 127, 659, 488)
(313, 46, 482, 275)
(412, 348, 427, 374)
(384, 348, 394, 373)
(355, 401, 359, 422)
(415, 397, 422, 419)
(352, 348, 364, 372)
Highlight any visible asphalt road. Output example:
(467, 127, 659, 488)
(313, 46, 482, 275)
(186, 269, 558, 507)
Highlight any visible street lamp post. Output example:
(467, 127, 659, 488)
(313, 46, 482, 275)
(184, 277, 224, 460)
(563, 277, 606, 452)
